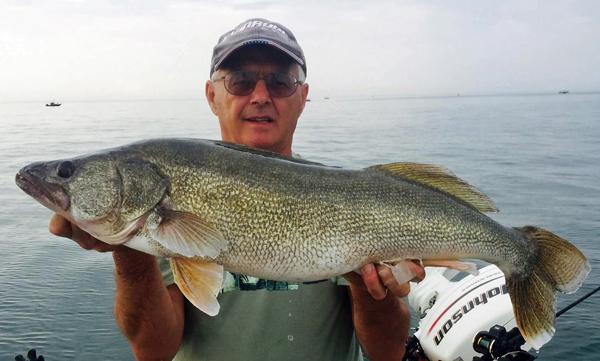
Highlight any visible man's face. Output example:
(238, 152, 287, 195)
(205, 49, 309, 156)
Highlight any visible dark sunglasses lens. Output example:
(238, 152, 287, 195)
(224, 71, 298, 97)
(266, 73, 296, 97)
(225, 71, 256, 95)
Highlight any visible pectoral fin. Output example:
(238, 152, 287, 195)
(170, 258, 224, 316)
(148, 208, 228, 258)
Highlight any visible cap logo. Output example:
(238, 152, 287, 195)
(222, 20, 288, 41)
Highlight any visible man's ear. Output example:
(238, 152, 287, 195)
(301, 83, 309, 102)
(205, 80, 219, 115)
(299, 83, 309, 112)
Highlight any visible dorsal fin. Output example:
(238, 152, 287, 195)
(367, 162, 498, 213)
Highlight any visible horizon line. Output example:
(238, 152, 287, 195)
(2, 90, 599, 105)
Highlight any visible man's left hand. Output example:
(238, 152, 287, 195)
(344, 260, 426, 300)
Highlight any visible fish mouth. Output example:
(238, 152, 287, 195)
(15, 165, 70, 212)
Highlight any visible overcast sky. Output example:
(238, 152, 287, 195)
(2, 0, 599, 101)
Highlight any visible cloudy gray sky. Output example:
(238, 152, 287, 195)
(2, 0, 599, 102)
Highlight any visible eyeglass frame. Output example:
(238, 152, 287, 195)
(211, 70, 304, 98)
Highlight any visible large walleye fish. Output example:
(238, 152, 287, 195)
(16, 138, 589, 349)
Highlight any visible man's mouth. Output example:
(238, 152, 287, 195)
(244, 116, 274, 123)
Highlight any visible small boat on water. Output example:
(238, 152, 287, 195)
(558, 90, 569, 94)
(45, 102, 61, 107)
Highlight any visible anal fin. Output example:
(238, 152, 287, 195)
(380, 259, 479, 284)
(422, 259, 479, 276)
(380, 260, 418, 284)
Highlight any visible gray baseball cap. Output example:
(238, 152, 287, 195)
(210, 18, 306, 76)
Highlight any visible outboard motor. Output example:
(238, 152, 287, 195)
(404, 264, 536, 361)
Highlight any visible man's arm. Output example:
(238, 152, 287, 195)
(113, 248, 184, 360)
(50, 214, 184, 360)
(345, 263, 425, 361)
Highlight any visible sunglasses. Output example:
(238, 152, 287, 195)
(213, 70, 303, 98)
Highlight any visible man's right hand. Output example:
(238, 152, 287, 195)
(49, 214, 119, 252)
(49, 213, 185, 359)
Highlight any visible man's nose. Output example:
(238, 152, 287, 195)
(250, 79, 271, 104)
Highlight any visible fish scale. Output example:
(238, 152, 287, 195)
(151, 146, 518, 279)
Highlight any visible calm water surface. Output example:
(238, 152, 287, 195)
(1, 94, 598, 360)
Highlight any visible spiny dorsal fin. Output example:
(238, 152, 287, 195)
(368, 162, 498, 213)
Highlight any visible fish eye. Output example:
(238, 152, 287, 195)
(57, 160, 75, 179)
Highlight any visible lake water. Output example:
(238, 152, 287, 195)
(1, 94, 599, 360)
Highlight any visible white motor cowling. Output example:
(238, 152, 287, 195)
(407, 264, 532, 361)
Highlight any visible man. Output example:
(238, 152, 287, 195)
(49, 18, 425, 361)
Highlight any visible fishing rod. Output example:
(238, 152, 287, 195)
(555, 285, 600, 318)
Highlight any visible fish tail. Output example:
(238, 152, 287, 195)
(506, 226, 590, 349)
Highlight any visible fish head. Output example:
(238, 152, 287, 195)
(16, 152, 169, 244)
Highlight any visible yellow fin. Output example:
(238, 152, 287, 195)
(368, 162, 498, 213)
(170, 258, 223, 316)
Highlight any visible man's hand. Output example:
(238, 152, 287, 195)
(49, 214, 119, 252)
(344, 261, 425, 361)
(344, 260, 426, 299)
(49, 212, 184, 359)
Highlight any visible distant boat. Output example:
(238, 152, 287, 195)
(558, 90, 569, 94)
(45, 102, 61, 107)
(324, 97, 330, 100)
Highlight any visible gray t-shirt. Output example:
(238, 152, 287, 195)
(159, 258, 363, 361)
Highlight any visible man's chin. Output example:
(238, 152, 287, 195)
(248, 140, 277, 152)
(244, 138, 288, 155)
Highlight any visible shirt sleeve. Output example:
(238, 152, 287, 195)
(157, 257, 175, 286)
(332, 276, 350, 286)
